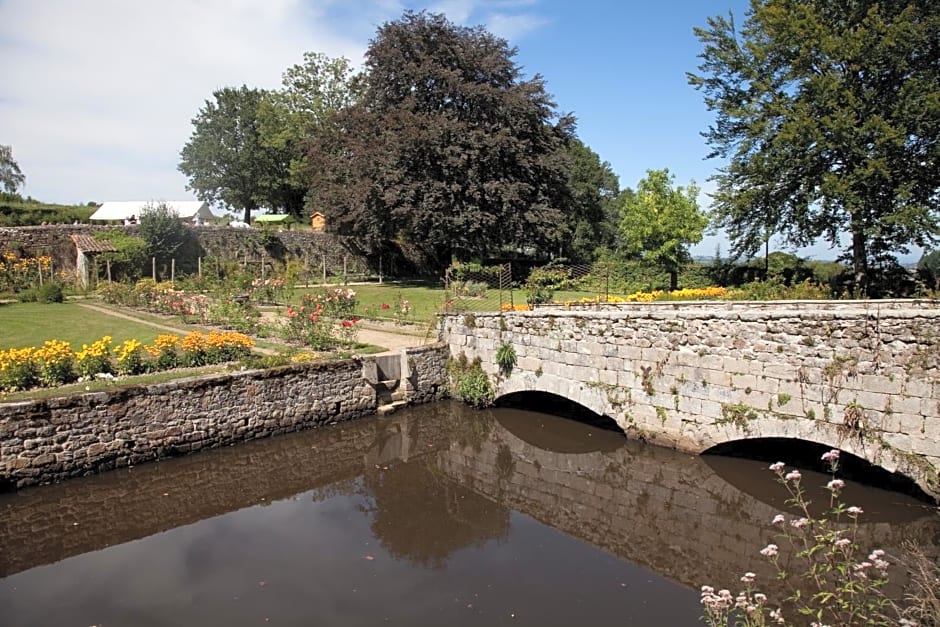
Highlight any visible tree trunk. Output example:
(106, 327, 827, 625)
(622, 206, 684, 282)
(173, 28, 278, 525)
(669, 269, 678, 292)
(850, 213, 868, 297)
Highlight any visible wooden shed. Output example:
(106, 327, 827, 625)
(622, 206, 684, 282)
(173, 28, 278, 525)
(310, 212, 326, 232)
(70, 234, 117, 289)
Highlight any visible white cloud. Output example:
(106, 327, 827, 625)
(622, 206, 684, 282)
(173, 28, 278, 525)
(484, 11, 549, 41)
(0, 0, 549, 205)
(0, 0, 363, 204)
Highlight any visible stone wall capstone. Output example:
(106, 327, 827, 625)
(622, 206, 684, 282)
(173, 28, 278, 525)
(439, 300, 940, 498)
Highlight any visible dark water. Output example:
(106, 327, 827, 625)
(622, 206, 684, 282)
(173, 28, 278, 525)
(0, 401, 937, 626)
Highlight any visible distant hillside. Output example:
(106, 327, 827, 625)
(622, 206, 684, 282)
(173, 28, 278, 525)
(0, 194, 97, 226)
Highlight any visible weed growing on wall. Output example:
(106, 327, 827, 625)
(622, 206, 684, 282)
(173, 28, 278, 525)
(495, 342, 517, 377)
(447, 352, 495, 408)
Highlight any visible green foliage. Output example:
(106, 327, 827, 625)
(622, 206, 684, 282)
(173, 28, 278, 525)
(138, 202, 188, 279)
(526, 264, 574, 304)
(701, 452, 908, 626)
(0, 195, 95, 226)
(560, 138, 622, 263)
(308, 11, 573, 266)
(36, 283, 63, 303)
(96, 230, 147, 282)
(495, 342, 517, 377)
(689, 1, 940, 296)
(917, 249, 940, 292)
(447, 353, 494, 408)
(619, 168, 707, 291)
(0, 145, 25, 194)
(257, 52, 358, 218)
(179, 86, 291, 224)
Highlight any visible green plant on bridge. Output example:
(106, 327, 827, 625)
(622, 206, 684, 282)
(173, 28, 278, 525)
(495, 342, 517, 377)
(447, 352, 494, 408)
(715, 402, 758, 431)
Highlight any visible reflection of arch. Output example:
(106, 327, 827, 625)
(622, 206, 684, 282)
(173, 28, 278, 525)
(702, 439, 934, 521)
(494, 407, 625, 454)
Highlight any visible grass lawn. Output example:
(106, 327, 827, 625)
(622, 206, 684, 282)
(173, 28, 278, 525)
(0, 301, 180, 350)
(283, 282, 617, 325)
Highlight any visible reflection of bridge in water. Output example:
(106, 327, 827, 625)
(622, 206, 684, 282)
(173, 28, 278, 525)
(1, 401, 937, 594)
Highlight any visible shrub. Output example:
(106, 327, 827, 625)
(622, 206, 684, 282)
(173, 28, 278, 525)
(146, 334, 180, 371)
(114, 339, 146, 376)
(0, 347, 39, 391)
(36, 283, 63, 303)
(34, 340, 76, 386)
(447, 353, 495, 408)
(75, 336, 113, 378)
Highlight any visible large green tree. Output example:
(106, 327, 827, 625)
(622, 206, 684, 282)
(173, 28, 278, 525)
(258, 52, 359, 218)
(307, 11, 573, 266)
(688, 0, 940, 295)
(620, 169, 707, 291)
(560, 138, 621, 263)
(0, 145, 25, 194)
(179, 86, 291, 224)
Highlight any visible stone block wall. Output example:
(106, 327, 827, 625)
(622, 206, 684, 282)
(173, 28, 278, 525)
(0, 344, 449, 490)
(439, 300, 940, 498)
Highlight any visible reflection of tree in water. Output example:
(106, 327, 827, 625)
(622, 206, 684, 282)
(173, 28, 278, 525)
(360, 459, 510, 569)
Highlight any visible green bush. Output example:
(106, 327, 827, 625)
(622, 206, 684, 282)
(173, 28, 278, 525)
(447, 353, 495, 407)
(36, 283, 64, 303)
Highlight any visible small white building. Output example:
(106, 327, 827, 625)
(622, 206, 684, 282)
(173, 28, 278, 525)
(89, 201, 216, 223)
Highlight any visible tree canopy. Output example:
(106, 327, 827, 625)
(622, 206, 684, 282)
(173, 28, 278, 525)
(258, 52, 359, 218)
(560, 138, 622, 263)
(619, 168, 707, 290)
(178, 86, 291, 224)
(688, 0, 940, 295)
(307, 11, 574, 266)
(0, 145, 25, 194)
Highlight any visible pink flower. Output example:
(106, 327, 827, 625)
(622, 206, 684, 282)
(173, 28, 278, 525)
(760, 543, 779, 557)
(769, 462, 785, 472)
(826, 479, 845, 491)
(790, 517, 809, 529)
(772, 514, 785, 525)
(834, 538, 851, 548)
(740, 572, 756, 584)
(821, 449, 840, 462)
(847, 506, 864, 516)
(784, 470, 802, 481)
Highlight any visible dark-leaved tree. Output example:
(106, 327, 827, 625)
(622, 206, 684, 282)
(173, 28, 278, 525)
(308, 11, 573, 268)
(561, 138, 621, 263)
(688, 0, 940, 295)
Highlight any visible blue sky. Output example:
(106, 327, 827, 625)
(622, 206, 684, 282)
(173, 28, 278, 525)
(0, 0, 870, 260)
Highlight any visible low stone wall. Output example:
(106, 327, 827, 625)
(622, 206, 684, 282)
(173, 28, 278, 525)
(439, 300, 940, 498)
(0, 344, 449, 490)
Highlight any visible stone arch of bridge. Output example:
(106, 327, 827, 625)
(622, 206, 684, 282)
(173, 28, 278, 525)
(496, 376, 933, 499)
(495, 376, 622, 434)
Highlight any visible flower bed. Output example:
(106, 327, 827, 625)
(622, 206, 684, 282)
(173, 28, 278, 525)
(0, 331, 254, 393)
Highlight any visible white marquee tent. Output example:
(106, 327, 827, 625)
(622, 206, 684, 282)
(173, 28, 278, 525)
(89, 201, 216, 222)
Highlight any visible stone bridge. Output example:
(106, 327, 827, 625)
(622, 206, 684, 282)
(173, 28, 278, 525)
(439, 300, 940, 499)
